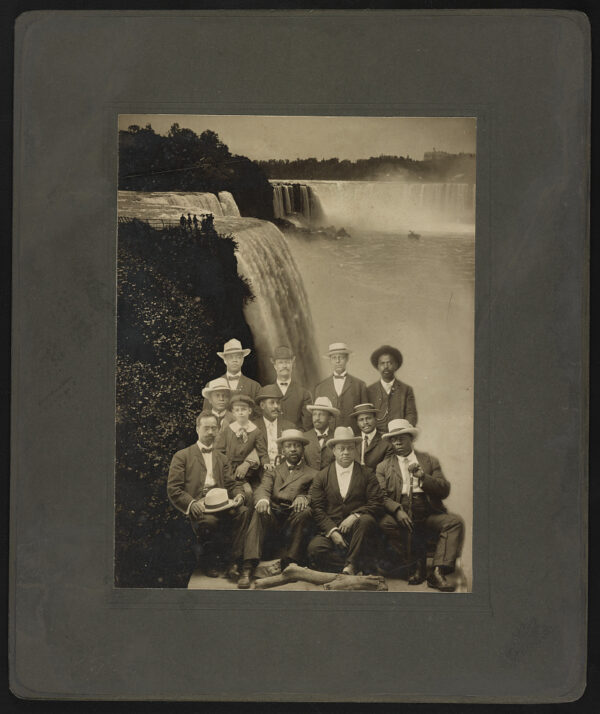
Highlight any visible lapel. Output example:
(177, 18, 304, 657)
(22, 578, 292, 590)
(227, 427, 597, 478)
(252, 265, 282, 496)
(364, 431, 380, 455)
(390, 455, 405, 492)
(191, 443, 208, 486)
(345, 462, 363, 500)
(339, 373, 353, 398)
(278, 461, 307, 490)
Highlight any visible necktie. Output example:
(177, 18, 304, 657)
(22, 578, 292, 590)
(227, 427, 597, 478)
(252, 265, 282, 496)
(237, 428, 248, 444)
(361, 435, 368, 465)
(201, 448, 213, 454)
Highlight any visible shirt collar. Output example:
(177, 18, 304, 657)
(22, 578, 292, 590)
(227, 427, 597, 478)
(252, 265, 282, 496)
(362, 429, 377, 444)
(315, 428, 329, 437)
(227, 372, 241, 379)
(335, 461, 354, 477)
(333, 371, 347, 378)
(380, 378, 395, 393)
(397, 450, 417, 464)
(229, 421, 257, 434)
(197, 440, 213, 452)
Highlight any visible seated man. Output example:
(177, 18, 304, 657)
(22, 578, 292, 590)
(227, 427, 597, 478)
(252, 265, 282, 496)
(314, 342, 368, 429)
(350, 402, 394, 470)
(252, 384, 296, 471)
(376, 419, 463, 591)
(238, 429, 318, 588)
(307, 426, 384, 575)
(201, 377, 234, 432)
(303, 396, 339, 471)
(167, 412, 251, 580)
(367, 345, 418, 430)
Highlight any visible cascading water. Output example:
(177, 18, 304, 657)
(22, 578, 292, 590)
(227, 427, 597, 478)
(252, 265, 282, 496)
(271, 182, 323, 225)
(118, 190, 243, 220)
(218, 191, 241, 217)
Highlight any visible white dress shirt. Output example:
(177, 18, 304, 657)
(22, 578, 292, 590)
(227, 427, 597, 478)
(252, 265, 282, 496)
(276, 380, 290, 396)
(263, 416, 279, 462)
(380, 378, 394, 394)
(186, 441, 216, 515)
(335, 460, 354, 499)
(397, 450, 423, 494)
(333, 371, 347, 396)
(226, 372, 241, 391)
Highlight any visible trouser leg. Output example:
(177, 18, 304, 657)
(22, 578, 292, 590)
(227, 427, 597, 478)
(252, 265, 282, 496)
(307, 535, 345, 572)
(281, 507, 314, 565)
(190, 513, 220, 567)
(243, 508, 277, 562)
(346, 514, 377, 571)
(425, 512, 464, 573)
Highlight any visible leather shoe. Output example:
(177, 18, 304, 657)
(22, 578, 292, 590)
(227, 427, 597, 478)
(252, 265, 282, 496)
(427, 566, 456, 592)
(342, 563, 357, 576)
(408, 559, 427, 585)
(205, 566, 221, 578)
(237, 567, 253, 589)
(225, 563, 240, 581)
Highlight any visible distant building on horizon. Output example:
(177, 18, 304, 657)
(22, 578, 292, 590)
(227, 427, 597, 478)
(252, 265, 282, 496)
(423, 148, 476, 161)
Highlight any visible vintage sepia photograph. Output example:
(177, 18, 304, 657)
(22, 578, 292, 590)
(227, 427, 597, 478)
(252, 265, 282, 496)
(116, 115, 475, 592)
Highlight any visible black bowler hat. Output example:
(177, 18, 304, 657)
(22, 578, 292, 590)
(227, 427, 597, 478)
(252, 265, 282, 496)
(370, 345, 403, 370)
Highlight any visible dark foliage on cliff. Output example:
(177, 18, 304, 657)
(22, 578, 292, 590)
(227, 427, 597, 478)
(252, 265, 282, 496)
(119, 123, 274, 220)
(115, 219, 256, 588)
(260, 153, 476, 183)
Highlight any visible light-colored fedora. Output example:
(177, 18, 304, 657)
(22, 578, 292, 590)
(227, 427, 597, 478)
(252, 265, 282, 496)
(201, 377, 232, 399)
(323, 342, 352, 357)
(306, 396, 341, 417)
(349, 402, 378, 418)
(203, 488, 237, 513)
(326, 426, 362, 448)
(381, 419, 420, 439)
(276, 428, 310, 446)
(217, 338, 251, 359)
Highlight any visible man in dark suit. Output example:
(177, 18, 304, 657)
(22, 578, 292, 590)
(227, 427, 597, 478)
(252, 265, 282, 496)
(376, 419, 463, 591)
(238, 429, 318, 588)
(314, 342, 368, 430)
(307, 426, 384, 575)
(303, 396, 339, 471)
(167, 412, 252, 580)
(202, 338, 261, 414)
(252, 384, 295, 470)
(268, 345, 313, 430)
(350, 403, 394, 470)
(367, 345, 418, 430)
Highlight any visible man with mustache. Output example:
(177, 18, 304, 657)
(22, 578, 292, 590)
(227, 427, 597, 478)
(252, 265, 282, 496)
(267, 345, 313, 430)
(367, 345, 418, 431)
(252, 384, 296, 471)
(314, 343, 368, 430)
(350, 402, 394, 470)
(376, 419, 463, 591)
(303, 396, 339, 471)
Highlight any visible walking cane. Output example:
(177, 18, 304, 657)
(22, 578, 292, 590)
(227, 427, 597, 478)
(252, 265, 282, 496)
(405, 467, 413, 566)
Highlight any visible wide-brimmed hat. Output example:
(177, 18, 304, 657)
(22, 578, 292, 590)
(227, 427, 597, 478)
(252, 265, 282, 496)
(276, 428, 310, 446)
(203, 487, 237, 513)
(306, 396, 341, 417)
(370, 345, 403, 369)
(270, 345, 295, 361)
(381, 418, 419, 439)
(255, 384, 283, 403)
(326, 426, 362, 448)
(229, 393, 255, 409)
(349, 402, 378, 418)
(217, 338, 251, 359)
(201, 377, 232, 399)
(324, 342, 352, 357)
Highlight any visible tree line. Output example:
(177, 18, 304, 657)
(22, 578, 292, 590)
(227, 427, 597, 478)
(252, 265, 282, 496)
(119, 124, 274, 220)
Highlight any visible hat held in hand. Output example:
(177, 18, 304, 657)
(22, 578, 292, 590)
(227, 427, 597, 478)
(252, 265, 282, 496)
(203, 488, 237, 513)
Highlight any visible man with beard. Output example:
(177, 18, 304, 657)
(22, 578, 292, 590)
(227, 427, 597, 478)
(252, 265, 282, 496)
(376, 419, 463, 591)
(367, 345, 418, 431)
(303, 396, 339, 471)
(237, 429, 317, 588)
(350, 402, 394, 470)
(252, 384, 296, 471)
(307, 426, 384, 575)
(167, 413, 251, 579)
(267, 345, 312, 430)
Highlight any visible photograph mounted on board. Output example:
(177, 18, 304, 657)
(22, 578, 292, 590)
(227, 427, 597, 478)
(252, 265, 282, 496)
(116, 115, 475, 593)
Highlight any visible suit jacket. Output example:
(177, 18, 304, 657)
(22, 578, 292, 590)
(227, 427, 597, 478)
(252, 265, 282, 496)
(269, 381, 313, 430)
(202, 373, 262, 415)
(314, 374, 368, 429)
(303, 428, 336, 471)
(255, 460, 318, 506)
(167, 443, 245, 514)
(375, 450, 449, 515)
(215, 422, 268, 468)
(367, 378, 418, 429)
(358, 430, 395, 470)
(309, 461, 385, 535)
(252, 415, 296, 465)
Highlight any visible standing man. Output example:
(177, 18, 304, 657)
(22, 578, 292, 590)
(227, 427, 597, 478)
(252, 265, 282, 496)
(200, 377, 234, 432)
(268, 345, 312, 430)
(238, 429, 318, 588)
(367, 345, 418, 430)
(376, 419, 463, 591)
(303, 396, 339, 471)
(314, 342, 368, 429)
(350, 403, 394, 470)
(307, 426, 384, 575)
(167, 413, 251, 580)
(203, 338, 261, 413)
(253, 384, 296, 471)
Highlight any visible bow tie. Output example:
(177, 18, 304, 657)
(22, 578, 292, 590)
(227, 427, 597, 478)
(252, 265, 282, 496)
(286, 463, 300, 471)
(201, 448, 213, 454)
(227, 374, 240, 379)
(279, 382, 289, 388)
(333, 374, 346, 379)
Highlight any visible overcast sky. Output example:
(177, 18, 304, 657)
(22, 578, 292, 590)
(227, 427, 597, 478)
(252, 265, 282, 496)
(118, 115, 476, 161)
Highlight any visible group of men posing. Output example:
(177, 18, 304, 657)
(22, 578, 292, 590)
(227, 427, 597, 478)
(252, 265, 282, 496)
(167, 339, 464, 591)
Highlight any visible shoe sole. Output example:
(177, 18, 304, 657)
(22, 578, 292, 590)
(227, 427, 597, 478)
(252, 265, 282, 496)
(427, 581, 455, 592)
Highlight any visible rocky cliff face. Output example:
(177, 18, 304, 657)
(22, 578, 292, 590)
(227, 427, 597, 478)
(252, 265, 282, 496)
(115, 219, 256, 588)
